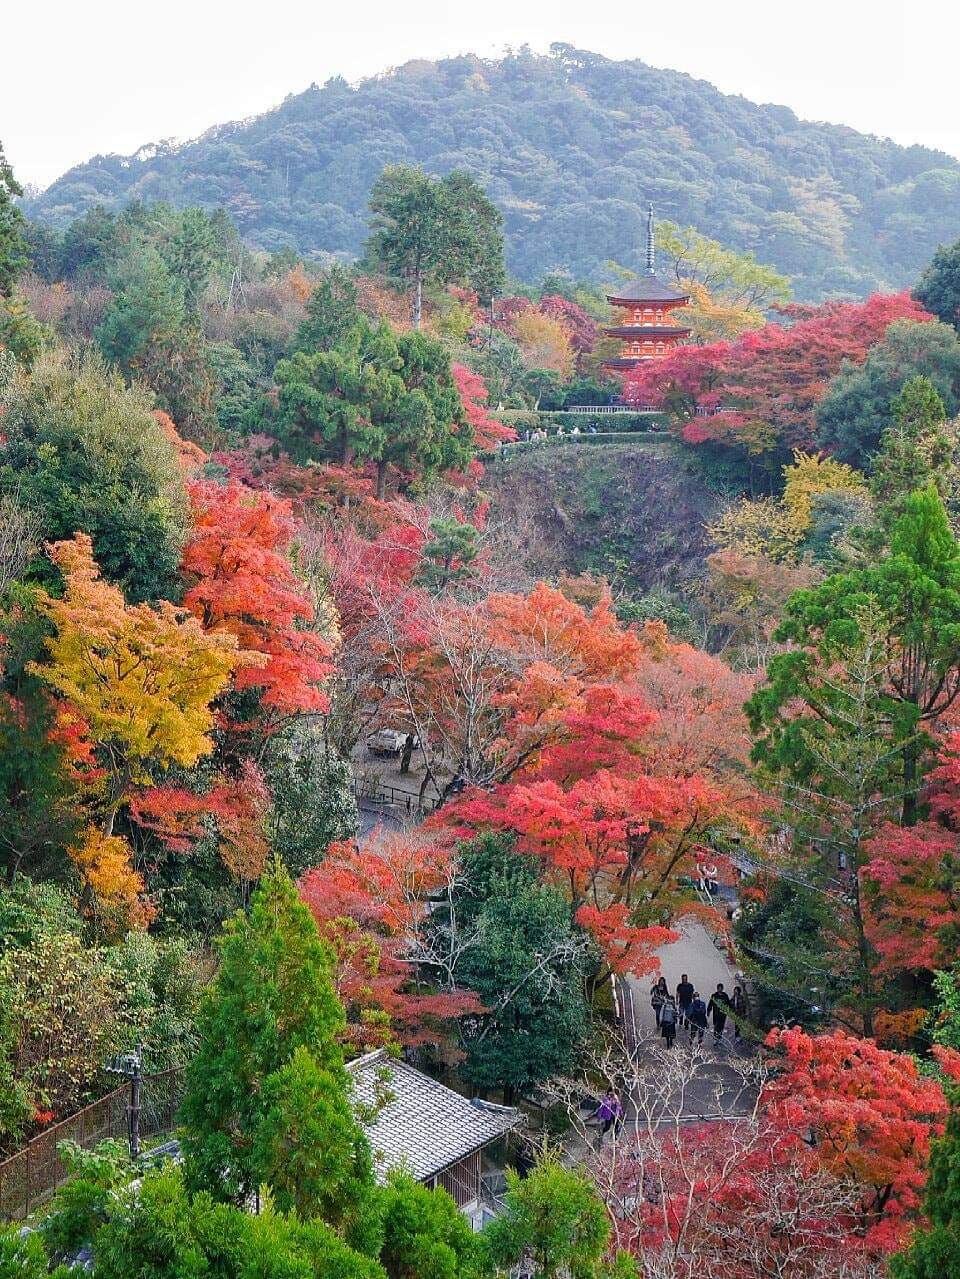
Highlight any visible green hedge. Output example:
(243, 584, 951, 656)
(481, 431, 674, 460)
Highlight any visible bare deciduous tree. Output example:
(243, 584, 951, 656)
(545, 1031, 885, 1279)
(0, 490, 40, 596)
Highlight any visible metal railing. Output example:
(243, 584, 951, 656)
(562, 404, 660, 414)
(0, 1068, 183, 1221)
(353, 778, 437, 816)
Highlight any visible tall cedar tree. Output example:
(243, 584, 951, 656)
(180, 862, 377, 1239)
(747, 487, 960, 827)
(366, 165, 504, 329)
(0, 141, 28, 297)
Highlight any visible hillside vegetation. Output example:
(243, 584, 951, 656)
(483, 438, 723, 601)
(27, 45, 960, 299)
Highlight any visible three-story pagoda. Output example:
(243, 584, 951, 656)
(603, 204, 691, 370)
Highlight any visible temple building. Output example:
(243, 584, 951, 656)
(603, 204, 691, 371)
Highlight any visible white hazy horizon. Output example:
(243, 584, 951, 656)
(4, 0, 958, 191)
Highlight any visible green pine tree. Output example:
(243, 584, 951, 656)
(414, 517, 479, 592)
(481, 1155, 637, 1279)
(366, 165, 504, 330)
(179, 860, 359, 1208)
(252, 1044, 380, 1253)
(378, 1172, 476, 1279)
(870, 375, 955, 528)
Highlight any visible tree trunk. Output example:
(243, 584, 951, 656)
(902, 738, 919, 827)
(412, 271, 423, 331)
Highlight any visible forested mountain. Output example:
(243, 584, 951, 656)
(26, 45, 960, 299)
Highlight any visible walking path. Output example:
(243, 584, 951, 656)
(623, 918, 757, 1120)
(630, 918, 741, 1038)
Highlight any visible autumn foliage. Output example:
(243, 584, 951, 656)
(623, 293, 931, 457)
(764, 1026, 948, 1242)
(862, 730, 960, 976)
(29, 532, 244, 921)
(298, 833, 478, 1050)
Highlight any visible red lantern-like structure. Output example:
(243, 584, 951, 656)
(603, 204, 691, 371)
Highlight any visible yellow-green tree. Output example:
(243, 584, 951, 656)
(655, 221, 791, 342)
(782, 449, 868, 540)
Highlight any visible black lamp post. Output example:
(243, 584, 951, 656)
(105, 1044, 144, 1161)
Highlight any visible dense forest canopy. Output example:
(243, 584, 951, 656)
(6, 57, 960, 1268)
(25, 44, 960, 300)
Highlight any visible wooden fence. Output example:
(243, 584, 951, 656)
(0, 1068, 183, 1221)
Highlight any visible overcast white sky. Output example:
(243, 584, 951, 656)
(3, 0, 958, 190)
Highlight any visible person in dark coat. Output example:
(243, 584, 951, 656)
(731, 985, 749, 1040)
(687, 992, 708, 1045)
(676, 973, 694, 1028)
(708, 982, 733, 1042)
(659, 995, 678, 1048)
(650, 976, 669, 1026)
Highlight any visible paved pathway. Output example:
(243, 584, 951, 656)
(623, 919, 757, 1120)
(630, 918, 742, 1037)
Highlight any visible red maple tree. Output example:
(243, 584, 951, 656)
(298, 833, 479, 1051)
(763, 1025, 948, 1243)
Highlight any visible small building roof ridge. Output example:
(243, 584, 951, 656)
(349, 1054, 521, 1184)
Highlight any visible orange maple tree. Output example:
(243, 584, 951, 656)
(181, 480, 335, 736)
(763, 1026, 948, 1244)
(130, 759, 271, 892)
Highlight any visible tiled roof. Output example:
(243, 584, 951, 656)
(607, 274, 690, 303)
(347, 1050, 520, 1183)
(603, 325, 691, 339)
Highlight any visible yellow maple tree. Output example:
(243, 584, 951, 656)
(514, 308, 575, 376)
(29, 533, 254, 920)
(781, 449, 868, 540)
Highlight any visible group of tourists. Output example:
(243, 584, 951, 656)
(521, 424, 600, 441)
(649, 974, 748, 1049)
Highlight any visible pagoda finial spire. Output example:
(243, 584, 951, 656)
(645, 202, 655, 274)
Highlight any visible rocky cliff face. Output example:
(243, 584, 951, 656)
(483, 439, 726, 601)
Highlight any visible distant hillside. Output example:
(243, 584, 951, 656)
(27, 45, 960, 299)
